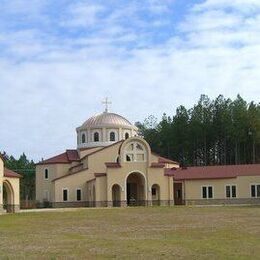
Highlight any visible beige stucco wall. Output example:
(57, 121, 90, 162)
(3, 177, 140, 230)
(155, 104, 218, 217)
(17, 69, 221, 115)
(54, 169, 94, 202)
(96, 176, 107, 202)
(85, 142, 122, 173)
(36, 163, 70, 202)
(183, 175, 260, 200)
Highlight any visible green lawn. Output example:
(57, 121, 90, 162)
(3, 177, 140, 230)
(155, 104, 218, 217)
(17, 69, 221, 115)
(0, 206, 260, 259)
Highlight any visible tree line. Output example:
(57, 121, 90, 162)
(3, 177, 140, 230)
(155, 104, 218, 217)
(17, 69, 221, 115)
(136, 94, 260, 166)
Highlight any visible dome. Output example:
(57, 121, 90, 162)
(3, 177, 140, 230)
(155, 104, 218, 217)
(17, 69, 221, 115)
(82, 112, 137, 129)
(76, 111, 139, 149)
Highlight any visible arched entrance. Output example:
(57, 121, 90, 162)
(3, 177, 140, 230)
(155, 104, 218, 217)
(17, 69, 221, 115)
(3, 181, 15, 213)
(112, 184, 121, 207)
(126, 172, 146, 206)
(151, 184, 160, 206)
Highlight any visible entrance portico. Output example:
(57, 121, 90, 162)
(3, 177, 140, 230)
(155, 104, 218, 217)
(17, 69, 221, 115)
(126, 171, 146, 206)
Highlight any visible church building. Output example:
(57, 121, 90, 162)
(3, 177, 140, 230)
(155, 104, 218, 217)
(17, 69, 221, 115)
(36, 104, 260, 207)
(0, 155, 21, 213)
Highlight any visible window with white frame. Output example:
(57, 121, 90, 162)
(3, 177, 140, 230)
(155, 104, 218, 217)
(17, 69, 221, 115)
(44, 168, 49, 180)
(226, 185, 236, 198)
(124, 142, 146, 162)
(202, 186, 213, 199)
(76, 189, 82, 201)
(251, 184, 260, 198)
(63, 189, 69, 201)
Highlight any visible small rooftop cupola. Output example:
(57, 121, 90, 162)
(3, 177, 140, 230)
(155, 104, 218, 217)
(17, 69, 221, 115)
(76, 99, 138, 149)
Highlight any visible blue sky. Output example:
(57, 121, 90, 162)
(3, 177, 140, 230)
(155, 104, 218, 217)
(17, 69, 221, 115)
(0, 0, 260, 160)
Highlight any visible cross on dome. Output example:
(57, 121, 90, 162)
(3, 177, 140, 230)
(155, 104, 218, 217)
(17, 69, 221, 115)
(102, 97, 112, 113)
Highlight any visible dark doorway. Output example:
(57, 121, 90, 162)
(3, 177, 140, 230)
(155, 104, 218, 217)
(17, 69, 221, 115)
(3, 181, 15, 213)
(126, 172, 145, 206)
(174, 183, 184, 205)
(151, 184, 160, 206)
(112, 184, 121, 207)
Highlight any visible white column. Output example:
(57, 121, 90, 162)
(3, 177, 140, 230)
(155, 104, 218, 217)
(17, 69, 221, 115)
(87, 129, 91, 143)
(102, 128, 107, 142)
(119, 128, 122, 140)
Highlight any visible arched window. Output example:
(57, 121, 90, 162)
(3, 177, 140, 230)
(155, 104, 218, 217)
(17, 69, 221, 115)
(94, 132, 99, 142)
(110, 132, 116, 141)
(124, 142, 146, 162)
(44, 169, 49, 180)
(81, 133, 86, 143)
(126, 155, 132, 161)
(125, 132, 129, 139)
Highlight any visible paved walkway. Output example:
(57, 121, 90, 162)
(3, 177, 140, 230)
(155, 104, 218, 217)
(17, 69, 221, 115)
(18, 207, 116, 213)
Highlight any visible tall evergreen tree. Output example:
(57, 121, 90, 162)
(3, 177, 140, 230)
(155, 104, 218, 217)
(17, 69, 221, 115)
(138, 94, 259, 166)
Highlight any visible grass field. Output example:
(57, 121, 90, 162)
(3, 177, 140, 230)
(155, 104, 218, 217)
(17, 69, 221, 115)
(0, 206, 260, 259)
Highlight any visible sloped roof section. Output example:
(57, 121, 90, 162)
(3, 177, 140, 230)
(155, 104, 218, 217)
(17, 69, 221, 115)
(37, 150, 80, 165)
(4, 168, 22, 178)
(158, 156, 179, 165)
(165, 164, 260, 180)
(66, 150, 80, 161)
(152, 152, 179, 165)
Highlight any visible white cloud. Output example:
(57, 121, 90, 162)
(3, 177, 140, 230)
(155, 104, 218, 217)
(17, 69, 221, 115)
(60, 2, 106, 27)
(180, 10, 243, 32)
(193, 0, 260, 13)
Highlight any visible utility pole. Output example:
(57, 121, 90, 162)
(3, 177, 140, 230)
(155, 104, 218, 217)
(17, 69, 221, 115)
(253, 139, 256, 164)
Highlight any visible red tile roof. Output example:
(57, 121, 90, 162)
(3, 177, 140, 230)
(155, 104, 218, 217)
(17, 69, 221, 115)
(37, 150, 80, 165)
(4, 168, 22, 178)
(158, 156, 179, 165)
(66, 150, 80, 161)
(165, 164, 260, 180)
(152, 152, 179, 165)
